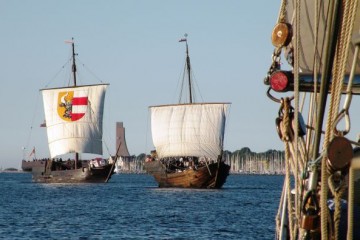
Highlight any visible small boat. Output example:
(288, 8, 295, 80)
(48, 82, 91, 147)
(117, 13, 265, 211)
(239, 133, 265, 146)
(144, 35, 231, 188)
(264, 1, 360, 239)
(21, 147, 47, 172)
(21, 159, 46, 172)
(31, 39, 115, 183)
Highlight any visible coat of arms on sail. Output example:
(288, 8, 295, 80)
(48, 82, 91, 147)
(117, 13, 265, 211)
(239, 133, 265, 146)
(57, 91, 88, 121)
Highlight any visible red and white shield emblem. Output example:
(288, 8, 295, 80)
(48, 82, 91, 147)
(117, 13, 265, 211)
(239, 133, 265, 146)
(57, 91, 88, 121)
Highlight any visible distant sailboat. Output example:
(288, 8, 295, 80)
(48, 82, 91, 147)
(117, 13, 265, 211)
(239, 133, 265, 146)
(31, 39, 115, 183)
(144, 35, 231, 188)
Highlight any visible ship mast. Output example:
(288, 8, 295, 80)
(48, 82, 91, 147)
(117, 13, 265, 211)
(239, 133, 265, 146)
(185, 39, 193, 103)
(71, 37, 77, 87)
(180, 34, 193, 103)
(70, 37, 79, 168)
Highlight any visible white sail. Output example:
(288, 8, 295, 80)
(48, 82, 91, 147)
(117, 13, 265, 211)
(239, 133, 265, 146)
(151, 103, 230, 160)
(41, 84, 108, 158)
(284, 1, 360, 74)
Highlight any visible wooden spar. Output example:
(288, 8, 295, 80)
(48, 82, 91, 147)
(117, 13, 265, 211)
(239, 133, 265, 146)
(312, 0, 341, 159)
(279, 186, 288, 240)
(75, 153, 78, 170)
(180, 34, 193, 103)
(185, 41, 193, 103)
(105, 142, 122, 183)
(71, 37, 77, 87)
(213, 152, 222, 186)
(70, 37, 79, 168)
(204, 158, 212, 176)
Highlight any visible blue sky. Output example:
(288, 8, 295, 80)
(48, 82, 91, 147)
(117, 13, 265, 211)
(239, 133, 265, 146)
(1, 1, 288, 169)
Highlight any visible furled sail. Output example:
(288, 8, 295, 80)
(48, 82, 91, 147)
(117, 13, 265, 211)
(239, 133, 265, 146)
(41, 84, 108, 158)
(284, 1, 360, 74)
(150, 103, 230, 160)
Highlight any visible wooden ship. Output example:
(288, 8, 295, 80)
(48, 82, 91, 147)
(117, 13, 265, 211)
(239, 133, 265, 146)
(144, 34, 231, 188)
(31, 39, 115, 183)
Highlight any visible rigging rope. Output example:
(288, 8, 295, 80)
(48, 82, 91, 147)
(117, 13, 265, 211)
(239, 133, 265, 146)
(280, 98, 296, 239)
(25, 93, 41, 156)
(278, 0, 287, 23)
(320, 0, 358, 239)
(273, 0, 359, 239)
(328, 174, 346, 240)
(285, 142, 294, 240)
(43, 58, 72, 88)
(294, 0, 301, 231)
(305, 0, 321, 158)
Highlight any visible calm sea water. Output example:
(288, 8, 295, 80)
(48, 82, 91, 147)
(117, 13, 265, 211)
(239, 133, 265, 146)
(0, 173, 283, 240)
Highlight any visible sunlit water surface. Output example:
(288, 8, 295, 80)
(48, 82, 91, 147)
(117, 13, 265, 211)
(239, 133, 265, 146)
(0, 173, 283, 239)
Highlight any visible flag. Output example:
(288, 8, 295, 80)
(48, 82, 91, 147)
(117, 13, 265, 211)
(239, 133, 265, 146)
(40, 120, 46, 127)
(29, 147, 36, 157)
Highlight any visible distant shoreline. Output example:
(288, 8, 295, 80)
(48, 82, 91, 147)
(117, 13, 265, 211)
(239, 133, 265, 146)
(0, 170, 26, 174)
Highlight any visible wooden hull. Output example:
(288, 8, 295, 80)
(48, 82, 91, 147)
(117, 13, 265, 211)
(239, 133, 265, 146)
(31, 160, 115, 183)
(144, 160, 230, 189)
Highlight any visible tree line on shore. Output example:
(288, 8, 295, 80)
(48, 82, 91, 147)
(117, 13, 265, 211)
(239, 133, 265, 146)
(119, 147, 285, 174)
(223, 147, 285, 174)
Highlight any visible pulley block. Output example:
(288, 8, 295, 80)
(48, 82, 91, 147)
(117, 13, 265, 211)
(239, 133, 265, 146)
(327, 136, 353, 172)
(276, 111, 306, 141)
(271, 22, 293, 48)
